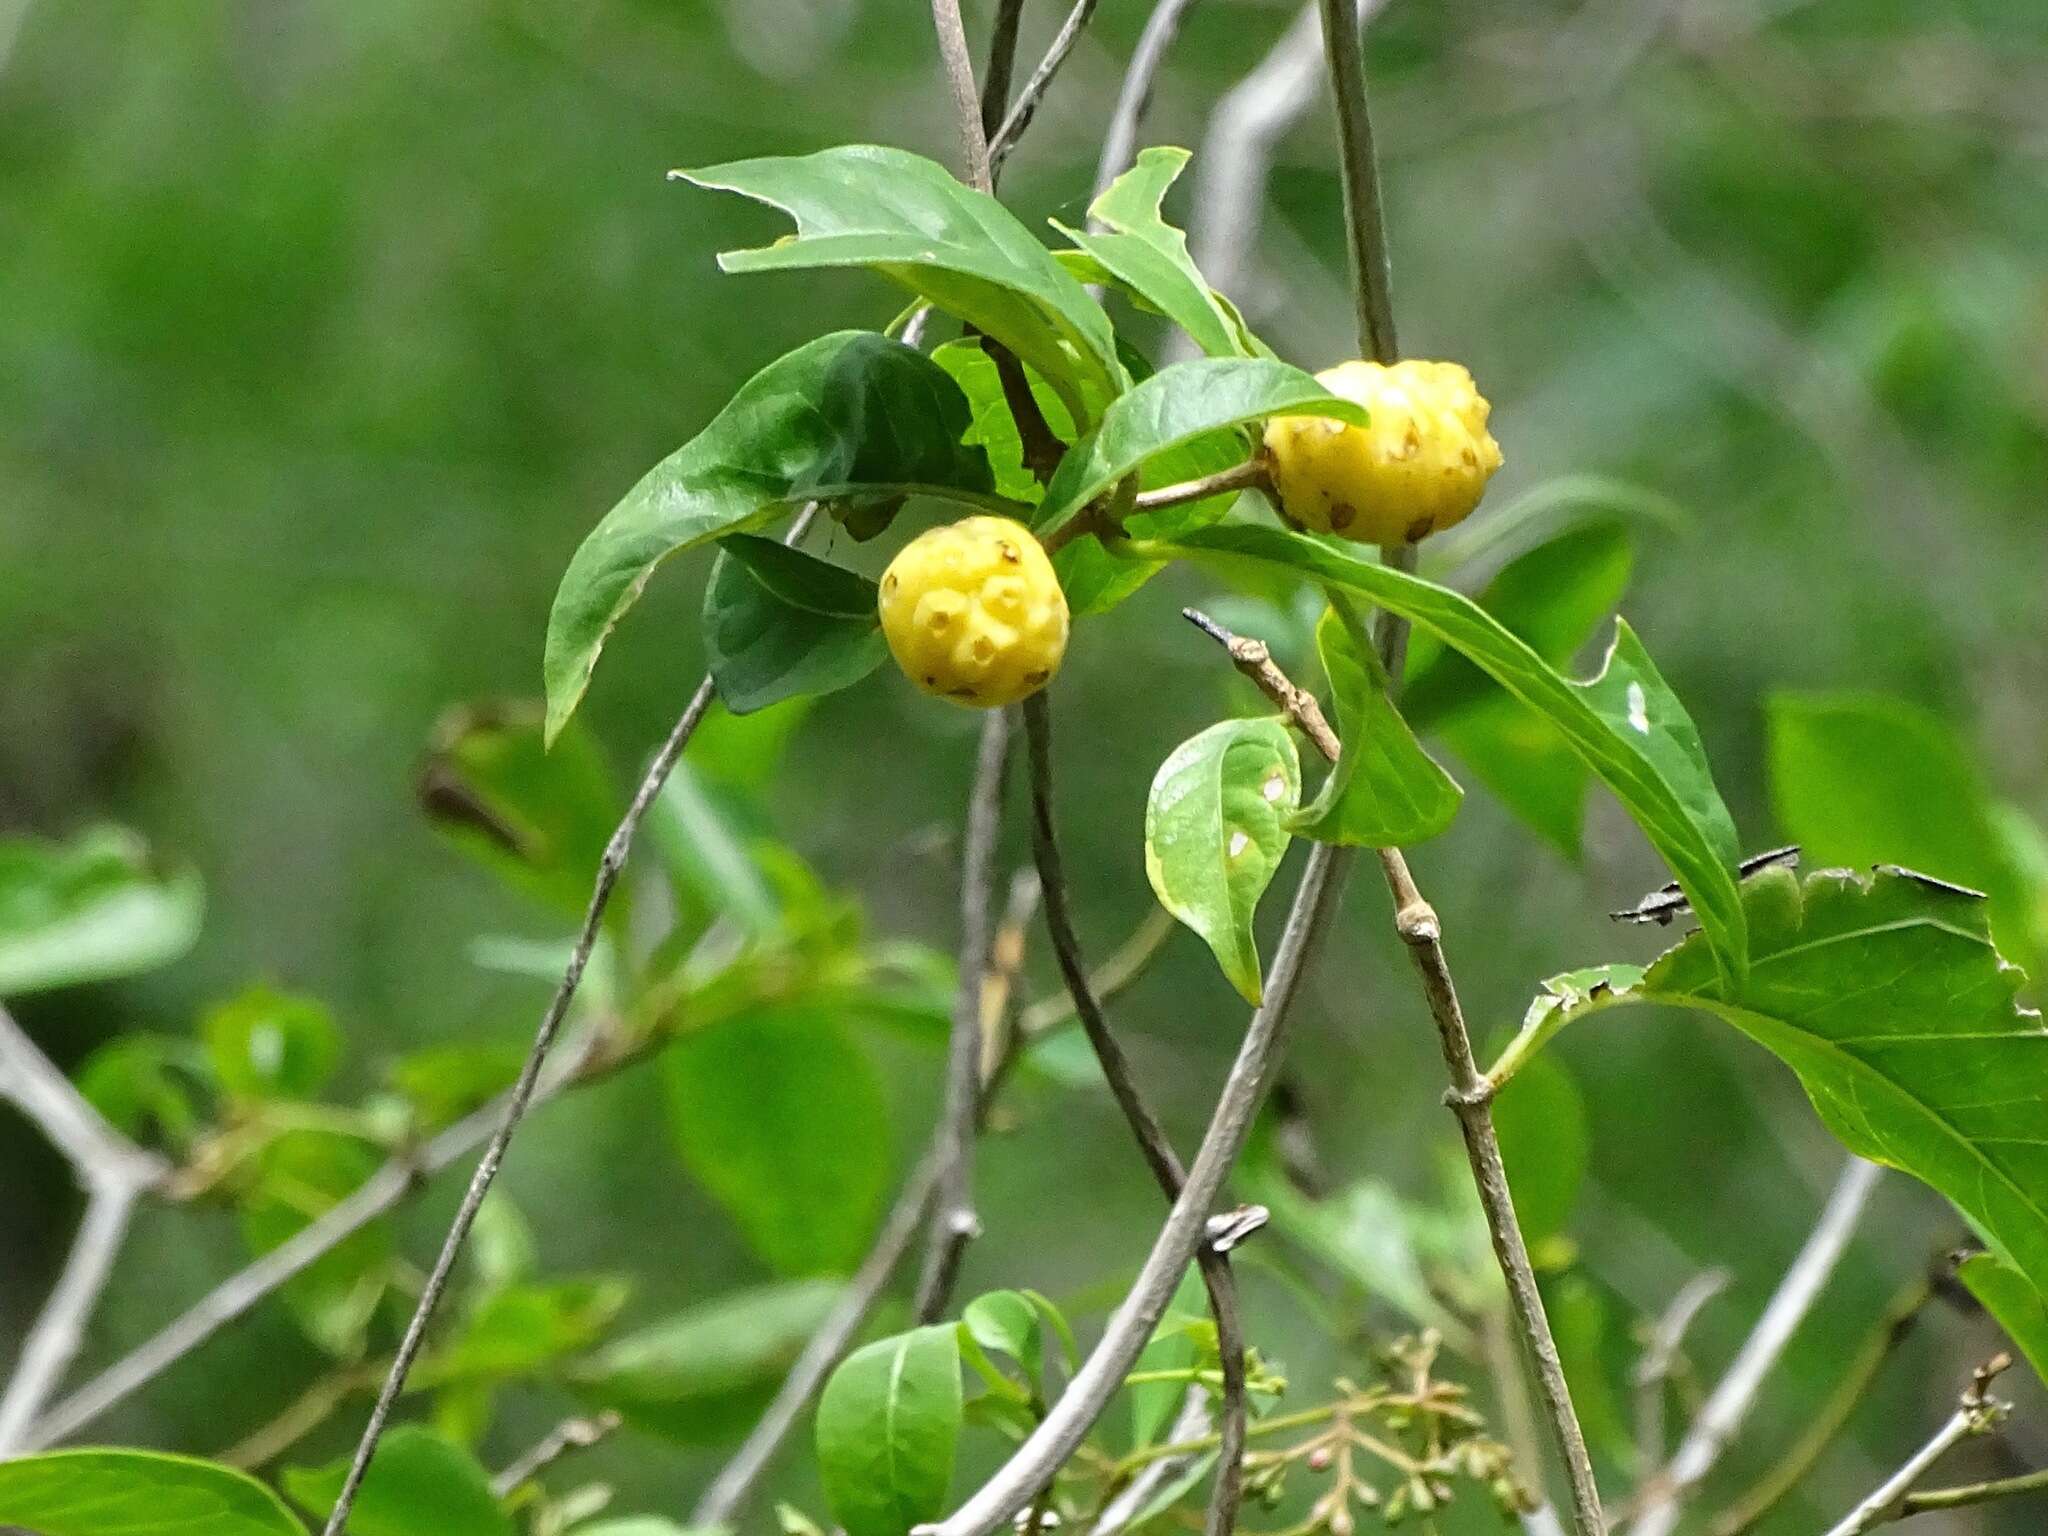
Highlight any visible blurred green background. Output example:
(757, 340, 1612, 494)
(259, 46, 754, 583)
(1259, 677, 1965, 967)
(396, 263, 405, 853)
(3, 0, 2046, 1530)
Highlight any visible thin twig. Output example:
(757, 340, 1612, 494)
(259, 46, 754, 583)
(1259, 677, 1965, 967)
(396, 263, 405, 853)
(1181, 609, 1341, 761)
(318, 683, 719, 1536)
(914, 710, 1013, 1323)
(1819, 1354, 2011, 1536)
(1021, 694, 1251, 1536)
(918, 842, 1354, 1536)
(979, 0, 1029, 140)
(491, 1409, 622, 1497)
(1093, 1391, 1214, 1536)
(1631, 1157, 1884, 1536)
(1091, 0, 1206, 202)
(0, 1004, 168, 1451)
(1634, 1268, 1733, 1468)
(1900, 1464, 2048, 1519)
(1316, 0, 1398, 363)
(1710, 1264, 1939, 1536)
(988, 0, 1103, 174)
(1016, 905, 1176, 1041)
(1133, 458, 1273, 514)
(930, 0, 994, 192)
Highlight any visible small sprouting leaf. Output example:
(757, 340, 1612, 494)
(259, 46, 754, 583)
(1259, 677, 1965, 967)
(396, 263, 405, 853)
(422, 1278, 631, 1384)
(202, 986, 340, 1101)
(387, 1041, 527, 1131)
(1144, 717, 1302, 1004)
(237, 1129, 394, 1356)
(1956, 1253, 2048, 1384)
(661, 1008, 892, 1276)
(544, 330, 999, 741)
(681, 146, 1121, 423)
(418, 702, 621, 919)
(1172, 525, 1746, 980)
(0, 825, 202, 997)
(1768, 691, 2042, 974)
(284, 1426, 512, 1536)
(1036, 359, 1365, 541)
(704, 536, 888, 716)
(571, 1277, 842, 1443)
(75, 1034, 212, 1148)
(1504, 866, 2048, 1297)
(815, 1325, 963, 1536)
(0, 1450, 305, 1536)
(1050, 147, 1247, 360)
(1289, 600, 1462, 847)
(929, 338, 1077, 504)
(962, 1290, 1044, 1389)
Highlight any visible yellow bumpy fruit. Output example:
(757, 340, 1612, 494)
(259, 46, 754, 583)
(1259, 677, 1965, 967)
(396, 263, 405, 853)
(879, 516, 1069, 708)
(1263, 359, 1503, 545)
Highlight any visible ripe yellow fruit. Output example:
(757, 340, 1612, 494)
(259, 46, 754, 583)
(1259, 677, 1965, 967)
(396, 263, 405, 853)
(879, 517, 1069, 708)
(1263, 359, 1503, 545)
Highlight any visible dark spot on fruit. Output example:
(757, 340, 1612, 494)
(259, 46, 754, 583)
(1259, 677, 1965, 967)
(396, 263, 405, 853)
(1025, 669, 1049, 685)
(884, 574, 898, 593)
(998, 542, 1019, 563)
(1404, 514, 1434, 543)
(1329, 502, 1356, 531)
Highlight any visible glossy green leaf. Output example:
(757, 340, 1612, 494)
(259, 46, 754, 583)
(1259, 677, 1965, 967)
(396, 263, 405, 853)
(0, 826, 202, 996)
(1956, 1253, 2048, 1384)
(237, 1129, 394, 1356)
(418, 703, 620, 918)
(1050, 147, 1245, 360)
(202, 985, 340, 1101)
(1036, 360, 1364, 540)
(815, 1325, 963, 1536)
(661, 1008, 891, 1275)
(1169, 524, 1746, 979)
(75, 1034, 211, 1148)
(1144, 717, 1302, 1004)
(0, 1450, 304, 1536)
(681, 147, 1121, 422)
(929, 338, 1076, 505)
(1501, 866, 2048, 1295)
(284, 1426, 511, 1536)
(543, 330, 999, 740)
(1768, 691, 2042, 972)
(704, 535, 887, 715)
(962, 1290, 1043, 1390)
(1290, 600, 1461, 847)
(571, 1277, 841, 1443)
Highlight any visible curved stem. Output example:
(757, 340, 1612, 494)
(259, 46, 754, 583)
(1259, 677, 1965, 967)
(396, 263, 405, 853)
(1021, 695, 1250, 1536)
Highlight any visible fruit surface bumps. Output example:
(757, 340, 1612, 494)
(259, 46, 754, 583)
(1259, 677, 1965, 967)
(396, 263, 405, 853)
(1263, 359, 1503, 545)
(878, 517, 1069, 708)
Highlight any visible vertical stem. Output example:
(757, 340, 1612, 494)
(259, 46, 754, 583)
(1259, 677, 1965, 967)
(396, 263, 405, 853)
(1315, 0, 1398, 365)
(980, 0, 1028, 139)
(0, 1182, 141, 1451)
(930, 0, 994, 193)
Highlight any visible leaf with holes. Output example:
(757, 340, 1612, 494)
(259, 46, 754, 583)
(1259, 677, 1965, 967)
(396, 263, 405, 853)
(680, 147, 1121, 423)
(816, 1325, 963, 1536)
(1493, 866, 2048, 1296)
(1168, 524, 1746, 979)
(1145, 717, 1302, 1004)
(1290, 599, 1461, 847)
(704, 536, 887, 716)
(543, 331, 1000, 741)
(1035, 360, 1364, 541)
(1051, 147, 1248, 360)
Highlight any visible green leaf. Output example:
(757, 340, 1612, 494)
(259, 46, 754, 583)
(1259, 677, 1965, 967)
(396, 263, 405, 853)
(568, 1522, 709, 1536)
(929, 338, 1077, 505)
(815, 1325, 963, 1536)
(1508, 866, 2048, 1297)
(1128, 1266, 1206, 1450)
(705, 536, 888, 715)
(1768, 692, 2042, 973)
(571, 1277, 842, 1443)
(237, 1129, 394, 1356)
(1492, 1054, 1590, 1250)
(1169, 525, 1746, 979)
(422, 1278, 630, 1384)
(0, 1450, 305, 1536)
(419, 703, 621, 919)
(646, 760, 780, 940)
(962, 1290, 1043, 1390)
(1050, 147, 1246, 360)
(543, 330, 999, 741)
(284, 1426, 512, 1536)
(1035, 359, 1365, 540)
(1542, 1270, 1640, 1473)
(76, 1034, 211, 1148)
(661, 1008, 892, 1275)
(202, 986, 340, 1101)
(0, 826, 202, 996)
(1956, 1253, 2048, 1384)
(681, 147, 1121, 423)
(1289, 600, 1461, 847)
(387, 1041, 527, 1132)
(1144, 717, 1302, 1004)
